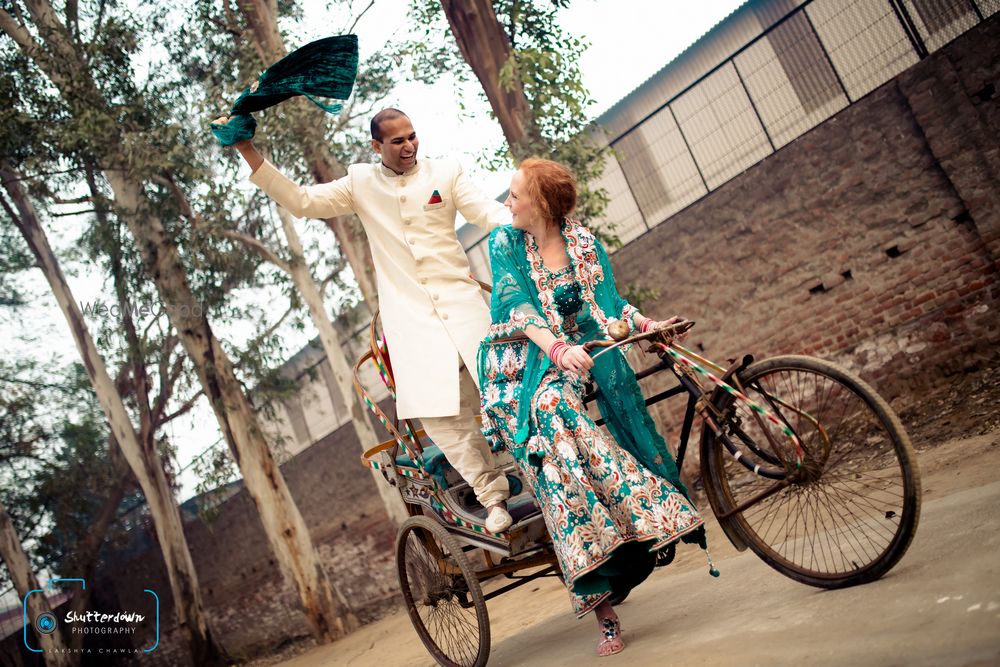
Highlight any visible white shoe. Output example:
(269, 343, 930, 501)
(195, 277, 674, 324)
(485, 504, 513, 533)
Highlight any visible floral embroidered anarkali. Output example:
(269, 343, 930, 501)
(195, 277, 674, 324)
(478, 221, 708, 617)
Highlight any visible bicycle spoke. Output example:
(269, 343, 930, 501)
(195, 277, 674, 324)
(707, 358, 919, 585)
(398, 519, 487, 667)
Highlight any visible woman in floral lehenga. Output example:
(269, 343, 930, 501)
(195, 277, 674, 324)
(478, 159, 712, 657)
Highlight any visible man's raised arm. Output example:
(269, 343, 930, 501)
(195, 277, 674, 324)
(230, 137, 354, 220)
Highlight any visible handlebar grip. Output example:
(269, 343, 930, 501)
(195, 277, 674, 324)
(581, 319, 696, 359)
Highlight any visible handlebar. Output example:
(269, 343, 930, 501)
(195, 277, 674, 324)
(582, 319, 695, 360)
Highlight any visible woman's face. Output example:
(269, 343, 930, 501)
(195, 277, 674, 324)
(505, 170, 543, 231)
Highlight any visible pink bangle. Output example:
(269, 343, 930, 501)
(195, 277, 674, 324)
(548, 341, 568, 365)
(640, 319, 655, 333)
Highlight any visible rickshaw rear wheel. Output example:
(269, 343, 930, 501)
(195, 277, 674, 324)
(396, 515, 490, 667)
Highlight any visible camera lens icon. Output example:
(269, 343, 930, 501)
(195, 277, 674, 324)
(35, 612, 57, 635)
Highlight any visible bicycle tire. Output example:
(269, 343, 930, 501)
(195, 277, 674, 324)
(700, 355, 921, 588)
(396, 516, 490, 667)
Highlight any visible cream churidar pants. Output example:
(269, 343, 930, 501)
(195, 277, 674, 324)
(421, 368, 509, 508)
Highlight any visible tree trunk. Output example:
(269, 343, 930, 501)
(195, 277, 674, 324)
(1, 165, 227, 665)
(439, 0, 543, 160)
(63, 453, 131, 655)
(3, 0, 359, 642)
(240, 0, 379, 310)
(0, 500, 73, 667)
(277, 208, 406, 524)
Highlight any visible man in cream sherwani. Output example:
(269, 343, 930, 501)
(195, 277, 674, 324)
(232, 108, 513, 532)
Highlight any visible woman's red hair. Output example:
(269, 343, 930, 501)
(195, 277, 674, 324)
(519, 158, 577, 225)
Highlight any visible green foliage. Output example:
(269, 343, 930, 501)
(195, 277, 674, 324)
(0, 229, 33, 307)
(30, 408, 124, 577)
(620, 282, 661, 313)
(1, 0, 270, 524)
(188, 439, 239, 524)
(0, 359, 55, 469)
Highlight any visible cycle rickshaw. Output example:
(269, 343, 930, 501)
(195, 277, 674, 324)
(354, 307, 921, 667)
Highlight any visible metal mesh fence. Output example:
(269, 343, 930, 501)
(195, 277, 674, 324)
(977, 0, 1000, 18)
(734, 9, 850, 149)
(587, 0, 990, 242)
(904, 0, 986, 51)
(615, 109, 708, 231)
(595, 151, 648, 245)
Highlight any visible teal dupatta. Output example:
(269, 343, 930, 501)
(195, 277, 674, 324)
(477, 221, 690, 499)
(210, 35, 359, 146)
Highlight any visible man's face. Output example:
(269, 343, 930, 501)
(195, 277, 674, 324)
(372, 116, 419, 174)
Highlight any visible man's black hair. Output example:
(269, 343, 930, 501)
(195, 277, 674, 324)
(371, 108, 409, 141)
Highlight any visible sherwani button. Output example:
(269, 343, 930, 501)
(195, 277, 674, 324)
(400, 195, 407, 202)
(433, 294, 439, 300)
(400, 180, 407, 186)
(420, 278, 428, 284)
(404, 219, 412, 225)
(442, 313, 449, 320)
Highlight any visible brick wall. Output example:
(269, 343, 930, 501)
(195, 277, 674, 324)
(615, 16, 999, 468)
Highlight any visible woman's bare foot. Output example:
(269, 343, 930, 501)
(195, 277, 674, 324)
(594, 600, 624, 657)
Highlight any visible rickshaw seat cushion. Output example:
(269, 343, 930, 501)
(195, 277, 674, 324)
(395, 445, 448, 485)
(395, 444, 522, 495)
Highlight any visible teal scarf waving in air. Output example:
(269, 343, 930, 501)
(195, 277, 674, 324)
(210, 34, 359, 146)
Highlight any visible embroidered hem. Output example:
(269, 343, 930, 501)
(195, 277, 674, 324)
(570, 518, 706, 619)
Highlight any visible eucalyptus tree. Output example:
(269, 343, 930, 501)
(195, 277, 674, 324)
(12, 363, 137, 658)
(178, 0, 409, 522)
(407, 0, 611, 228)
(2, 160, 228, 664)
(0, 357, 136, 665)
(0, 0, 356, 645)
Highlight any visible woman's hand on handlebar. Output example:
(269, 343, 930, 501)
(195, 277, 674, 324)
(642, 315, 691, 343)
(558, 345, 594, 373)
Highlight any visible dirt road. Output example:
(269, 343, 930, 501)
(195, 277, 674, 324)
(259, 370, 1000, 667)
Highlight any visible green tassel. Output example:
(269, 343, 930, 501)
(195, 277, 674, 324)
(210, 34, 359, 147)
(706, 550, 720, 577)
